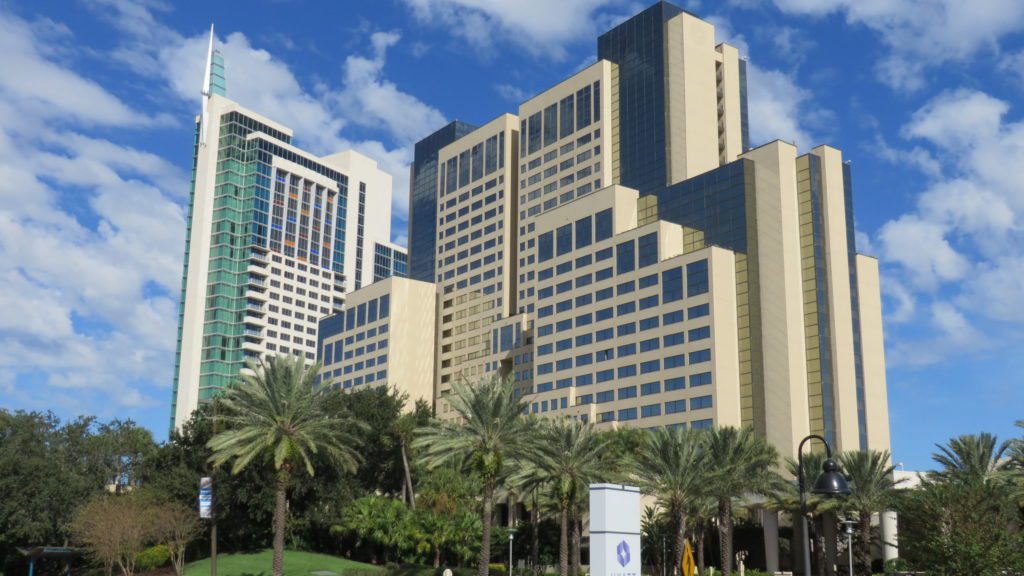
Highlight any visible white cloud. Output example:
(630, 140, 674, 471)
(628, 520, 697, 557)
(400, 0, 630, 60)
(745, 65, 816, 149)
(871, 88, 1024, 366)
(495, 83, 530, 103)
(766, 0, 1024, 92)
(0, 8, 188, 410)
(0, 11, 155, 127)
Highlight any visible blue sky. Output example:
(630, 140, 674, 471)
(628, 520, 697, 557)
(1, 0, 1022, 469)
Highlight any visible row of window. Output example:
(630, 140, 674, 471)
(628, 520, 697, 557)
(530, 394, 713, 419)
(521, 81, 601, 157)
(441, 133, 506, 195)
(342, 294, 391, 332)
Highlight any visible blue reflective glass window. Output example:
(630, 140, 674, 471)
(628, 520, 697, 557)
(689, 326, 711, 341)
(641, 381, 661, 396)
(665, 376, 686, 391)
(663, 332, 685, 347)
(639, 273, 658, 289)
(663, 267, 683, 303)
(595, 209, 613, 241)
(687, 259, 709, 296)
(638, 232, 658, 267)
(688, 303, 710, 319)
(664, 354, 686, 369)
(576, 374, 593, 387)
(617, 365, 637, 378)
(691, 372, 712, 387)
(691, 396, 713, 410)
(640, 359, 660, 374)
(538, 232, 554, 262)
(618, 385, 637, 400)
(595, 247, 613, 262)
(557, 224, 573, 256)
(616, 240, 635, 274)
(576, 216, 592, 249)
(641, 404, 661, 418)
(689, 349, 711, 364)
(665, 400, 686, 414)
(639, 337, 659, 352)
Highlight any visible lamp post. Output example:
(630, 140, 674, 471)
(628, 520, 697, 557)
(509, 528, 516, 574)
(841, 519, 856, 576)
(797, 434, 851, 576)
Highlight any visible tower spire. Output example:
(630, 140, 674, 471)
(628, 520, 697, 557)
(199, 24, 215, 147)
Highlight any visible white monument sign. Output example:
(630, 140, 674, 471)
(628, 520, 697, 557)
(590, 484, 641, 576)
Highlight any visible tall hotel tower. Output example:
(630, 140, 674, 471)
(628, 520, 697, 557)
(171, 29, 402, 429)
(318, 4, 892, 564)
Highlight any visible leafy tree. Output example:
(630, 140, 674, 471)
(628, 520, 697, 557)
(414, 375, 536, 576)
(837, 450, 899, 576)
(896, 477, 1024, 575)
(336, 495, 411, 564)
(931, 432, 1011, 485)
(208, 355, 364, 576)
(630, 427, 705, 575)
(525, 419, 610, 576)
(0, 410, 148, 572)
(153, 501, 202, 576)
(72, 493, 157, 576)
(702, 426, 780, 576)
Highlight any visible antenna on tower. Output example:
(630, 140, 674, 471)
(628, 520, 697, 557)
(199, 23, 215, 147)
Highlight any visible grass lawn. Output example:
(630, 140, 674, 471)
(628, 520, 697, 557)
(185, 550, 383, 576)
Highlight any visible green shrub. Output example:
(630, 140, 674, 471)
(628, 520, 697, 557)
(379, 567, 476, 576)
(135, 545, 170, 572)
(883, 557, 910, 574)
(488, 564, 507, 576)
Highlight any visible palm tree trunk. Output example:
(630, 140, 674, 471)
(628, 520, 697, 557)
(674, 509, 688, 576)
(856, 512, 871, 576)
(273, 470, 288, 576)
(571, 505, 581, 576)
(401, 442, 416, 509)
(435, 546, 442, 569)
(531, 492, 540, 576)
(697, 521, 706, 576)
(559, 505, 569, 576)
(718, 499, 733, 576)
(814, 517, 826, 576)
(480, 481, 495, 576)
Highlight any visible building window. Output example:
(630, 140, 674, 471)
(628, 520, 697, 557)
(689, 349, 711, 364)
(575, 216, 592, 249)
(665, 400, 686, 414)
(665, 376, 685, 391)
(641, 404, 661, 418)
(595, 208, 612, 242)
(638, 232, 658, 267)
(538, 232, 553, 262)
(691, 372, 712, 387)
(641, 381, 661, 396)
(618, 407, 637, 422)
(691, 396, 713, 410)
(687, 259, 709, 296)
(663, 267, 683, 303)
(689, 326, 711, 341)
(616, 240, 635, 274)
(688, 303, 710, 319)
(557, 224, 572, 256)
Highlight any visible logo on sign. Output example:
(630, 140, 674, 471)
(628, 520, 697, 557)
(616, 540, 631, 567)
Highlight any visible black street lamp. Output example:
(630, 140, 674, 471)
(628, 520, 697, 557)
(797, 434, 851, 576)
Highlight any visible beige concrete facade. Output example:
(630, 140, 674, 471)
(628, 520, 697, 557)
(318, 277, 435, 408)
(520, 185, 743, 430)
(664, 11, 721, 183)
(433, 115, 519, 416)
(856, 254, 892, 451)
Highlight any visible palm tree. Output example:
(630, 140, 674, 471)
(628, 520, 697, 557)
(414, 375, 537, 576)
(778, 451, 840, 576)
(702, 426, 781, 576)
(837, 450, 900, 576)
(931, 432, 1010, 485)
(685, 494, 717, 576)
(630, 427, 706, 574)
(394, 412, 418, 509)
(208, 355, 363, 576)
(1007, 421, 1024, 505)
(525, 419, 610, 576)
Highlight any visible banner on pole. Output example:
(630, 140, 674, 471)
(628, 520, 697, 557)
(199, 477, 213, 518)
